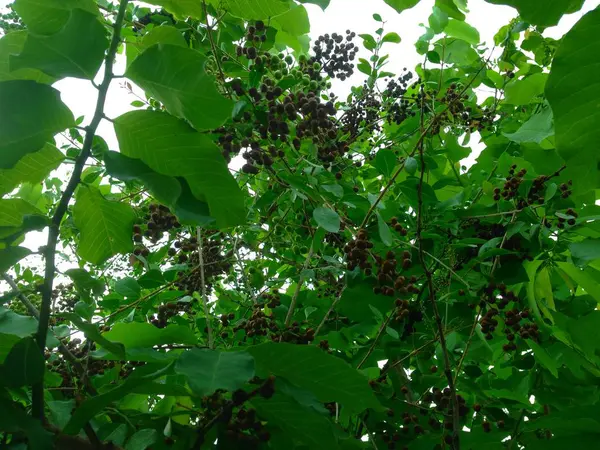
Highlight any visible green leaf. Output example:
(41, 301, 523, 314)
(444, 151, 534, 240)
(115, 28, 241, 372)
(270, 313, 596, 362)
(0, 199, 42, 227)
(313, 206, 340, 233)
(64, 363, 174, 435)
(0, 336, 44, 387)
(0, 80, 74, 169)
(297, 0, 330, 11)
(528, 339, 558, 378)
(0, 247, 31, 273)
(377, 212, 393, 247)
(374, 149, 397, 177)
(405, 156, 418, 175)
(546, 8, 600, 195)
(114, 110, 245, 228)
(174, 348, 255, 396)
(114, 278, 141, 299)
(383, 0, 421, 14)
(504, 107, 554, 144)
(13, 0, 100, 35)
(0, 398, 53, 450)
(0, 31, 55, 83)
(557, 262, 600, 303)
(444, 19, 480, 44)
(504, 73, 548, 105)
(104, 151, 182, 206)
(103, 322, 197, 349)
(65, 269, 104, 299)
(435, 0, 465, 20)
(72, 185, 135, 265)
(273, 4, 310, 36)
(10, 9, 108, 80)
(322, 184, 344, 198)
(484, 0, 585, 27)
(251, 392, 339, 450)
(570, 239, 600, 268)
(125, 429, 158, 450)
(125, 44, 233, 131)
(126, 25, 187, 67)
(64, 314, 126, 359)
(429, 6, 449, 33)
(208, 0, 292, 19)
(382, 32, 401, 44)
(0, 143, 64, 196)
(247, 342, 380, 412)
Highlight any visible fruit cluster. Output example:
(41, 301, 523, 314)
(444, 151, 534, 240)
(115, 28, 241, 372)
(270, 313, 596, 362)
(342, 84, 383, 138)
(52, 283, 79, 312)
(373, 250, 415, 297)
(151, 301, 195, 328)
(344, 229, 374, 273)
(312, 31, 358, 81)
(138, 203, 181, 243)
(235, 20, 267, 59)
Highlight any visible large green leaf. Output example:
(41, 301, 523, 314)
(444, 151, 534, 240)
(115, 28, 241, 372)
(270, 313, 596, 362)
(313, 206, 340, 233)
(174, 348, 255, 396)
(570, 239, 600, 268)
(0, 306, 39, 362)
(125, 429, 158, 450)
(0, 143, 64, 196)
(126, 25, 187, 67)
(444, 19, 480, 44)
(113, 110, 246, 228)
(247, 342, 380, 412)
(504, 107, 554, 144)
(10, 9, 108, 80)
(0, 398, 53, 450)
(546, 8, 600, 195)
(484, 0, 585, 27)
(297, 0, 330, 10)
(384, 0, 421, 13)
(252, 392, 339, 450)
(0, 80, 73, 169)
(64, 314, 126, 359)
(0, 336, 44, 387)
(13, 0, 100, 35)
(504, 73, 547, 105)
(207, 0, 292, 19)
(0, 199, 42, 227)
(102, 322, 197, 349)
(557, 262, 600, 303)
(273, 4, 310, 36)
(104, 151, 182, 206)
(72, 185, 135, 265)
(0, 246, 32, 273)
(0, 31, 55, 83)
(126, 44, 232, 131)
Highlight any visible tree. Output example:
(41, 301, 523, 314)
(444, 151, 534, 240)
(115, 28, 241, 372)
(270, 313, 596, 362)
(0, 0, 599, 448)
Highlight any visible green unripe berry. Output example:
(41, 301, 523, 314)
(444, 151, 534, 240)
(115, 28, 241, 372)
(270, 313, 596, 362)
(285, 55, 293, 65)
(298, 54, 307, 63)
(313, 62, 321, 71)
(309, 80, 318, 90)
(274, 70, 283, 80)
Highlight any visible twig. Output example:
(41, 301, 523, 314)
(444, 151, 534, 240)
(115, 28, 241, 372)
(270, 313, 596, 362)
(357, 312, 393, 370)
(415, 91, 460, 449)
(314, 285, 346, 338)
(201, 0, 229, 97)
(197, 227, 214, 349)
(284, 246, 314, 326)
(33, 0, 130, 421)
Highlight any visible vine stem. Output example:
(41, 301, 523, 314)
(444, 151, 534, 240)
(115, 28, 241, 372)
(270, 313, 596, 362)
(415, 94, 460, 449)
(197, 227, 214, 349)
(284, 246, 314, 327)
(32, 0, 130, 421)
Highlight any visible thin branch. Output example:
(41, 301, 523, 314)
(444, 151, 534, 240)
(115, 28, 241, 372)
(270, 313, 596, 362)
(201, 0, 230, 97)
(33, 0, 130, 421)
(314, 285, 345, 338)
(284, 246, 314, 327)
(357, 312, 393, 370)
(197, 227, 214, 349)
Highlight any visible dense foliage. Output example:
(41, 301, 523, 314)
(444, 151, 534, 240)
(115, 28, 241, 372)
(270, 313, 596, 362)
(0, 0, 599, 449)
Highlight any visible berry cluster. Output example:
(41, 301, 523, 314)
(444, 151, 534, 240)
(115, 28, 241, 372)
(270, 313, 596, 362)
(151, 301, 195, 328)
(344, 229, 374, 273)
(390, 216, 408, 236)
(440, 83, 494, 133)
(372, 250, 415, 297)
(234, 305, 277, 339)
(259, 291, 282, 309)
(384, 70, 416, 126)
(52, 283, 79, 312)
(172, 233, 232, 295)
(342, 85, 382, 137)
(236, 20, 267, 59)
(312, 31, 358, 81)
(138, 203, 181, 244)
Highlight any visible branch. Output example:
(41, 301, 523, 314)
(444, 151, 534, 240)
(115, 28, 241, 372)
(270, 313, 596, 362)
(314, 285, 345, 338)
(356, 312, 393, 370)
(201, 0, 230, 97)
(415, 94, 460, 449)
(32, 0, 130, 421)
(284, 246, 314, 327)
(197, 227, 214, 349)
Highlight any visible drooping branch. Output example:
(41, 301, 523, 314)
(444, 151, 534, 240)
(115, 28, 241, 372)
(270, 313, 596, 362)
(32, 0, 131, 421)
(197, 227, 214, 349)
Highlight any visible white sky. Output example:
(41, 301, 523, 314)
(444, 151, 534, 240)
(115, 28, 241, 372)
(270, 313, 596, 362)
(0, 0, 598, 281)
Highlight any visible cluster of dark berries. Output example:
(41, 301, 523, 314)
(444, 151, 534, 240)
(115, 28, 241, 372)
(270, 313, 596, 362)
(481, 418, 505, 433)
(494, 165, 526, 201)
(151, 301, 195, 328)
(259, 291, 282, 308)
(439, 83, 494, 133)
(373, 251, 414, 297)
(139, 203, 181, 243)
(47, 354, 79, 397)
(312, 31, 358, 80)
(316, 280, 344, 299)
(236, 20, 267, 59)
(558, 180, 573, 199)
(220, 312, 236, 328)
(344, 229, 374, 273)
(234, 305, 277, 339)
(384, 71, 416, 126)
(342, 85, 382, 137)
(52, 283, 80, 312)
(423, 387, 470, 421)
(172, 233, 232, 295)
(390, 217, 408, 236)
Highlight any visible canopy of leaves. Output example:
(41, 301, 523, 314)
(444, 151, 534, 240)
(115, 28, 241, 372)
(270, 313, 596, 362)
(0, 1, 599, 449)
